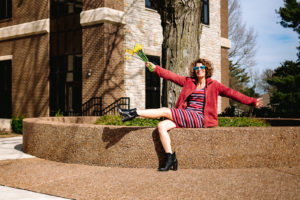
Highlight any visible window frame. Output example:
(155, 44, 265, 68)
(201, 0, 209, 25)
(145, 0, 155, 10)
(0, 0, 12, 21)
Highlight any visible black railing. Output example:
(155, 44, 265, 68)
(52, 97, 130, 116)
(64, 110, 81, 116)
(102, 97, 130, 115)
(81, 97, 102, 116)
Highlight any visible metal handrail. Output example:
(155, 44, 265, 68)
(102, 97, 130, 115)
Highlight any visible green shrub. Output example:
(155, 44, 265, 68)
(218, 117, 270, 127)
(55, 109, 63, 117)
(96, 115, 270, 127)
(96, 115, 160, 127)
(11, 115, 24, 134)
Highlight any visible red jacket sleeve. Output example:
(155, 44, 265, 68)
(218, 82, 257, 106)
(154, 65, 186, 87)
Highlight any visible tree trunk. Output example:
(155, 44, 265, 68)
(150, 0, 203, 107)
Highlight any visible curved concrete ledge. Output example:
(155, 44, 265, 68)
(23, 117, 300, 169)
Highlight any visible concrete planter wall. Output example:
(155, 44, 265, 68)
(23, 117, 300, 169)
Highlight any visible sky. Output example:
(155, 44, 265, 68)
(239, 0, 298, 75)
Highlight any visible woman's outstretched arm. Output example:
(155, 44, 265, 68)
(145, 62, 187, 87)
(218, 82, 263, 108)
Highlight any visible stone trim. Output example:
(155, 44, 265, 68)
(80, 7, 125, 27)
(0, 55, 12, 61)
(144, 48, 161, 57)
(0, 19, 49, 41)
(220, 37, 231, 49)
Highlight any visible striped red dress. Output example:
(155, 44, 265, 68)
(170, 88, 205, 128)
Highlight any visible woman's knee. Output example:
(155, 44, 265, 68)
(157, 121, 166, 133)
(160, 107, 172, 119)
(157, 120, 176, 133)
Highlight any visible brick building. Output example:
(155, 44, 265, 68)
(0, 0, 230, 118)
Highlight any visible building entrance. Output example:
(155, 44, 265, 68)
(146, 56, 160, 109)
(0, 60, 12, 118)
(49, 0, 82, 116)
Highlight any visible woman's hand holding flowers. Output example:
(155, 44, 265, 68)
(146, 62, 156, 71)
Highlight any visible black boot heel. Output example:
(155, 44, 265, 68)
(117, 105, 138, 122)
(172, 160, 178, 171)
(158, 152, 178, 171)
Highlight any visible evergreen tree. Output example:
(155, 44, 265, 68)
(267, 60, 300, 117)
(228, 61, 259, 116)
(229, 62, 250, 92)
(276, 0, 300, 59)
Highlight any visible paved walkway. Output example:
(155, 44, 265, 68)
(0, 136, 299, 200)
(0, 137, 69, 200)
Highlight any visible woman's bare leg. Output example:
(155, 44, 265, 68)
(137, 107, 173, 120)
(136, 108, 176, 153)
(157, 119, 177, 153)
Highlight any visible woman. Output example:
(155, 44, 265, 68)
(118, 58, 263, 171)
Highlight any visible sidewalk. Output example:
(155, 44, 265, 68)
(0, 136, 299, 200)
(0, 137, 69, 200)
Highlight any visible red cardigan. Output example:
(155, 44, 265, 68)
(154, 66, 257, 128)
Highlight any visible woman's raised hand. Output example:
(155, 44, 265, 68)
(145, 61, 155, 69)
(255, 98, 263, 108)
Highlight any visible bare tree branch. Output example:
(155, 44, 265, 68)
(228, 0, 257, 68)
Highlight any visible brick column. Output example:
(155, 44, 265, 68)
(81, 1, 125, 108)
(220, 0, 230, 112)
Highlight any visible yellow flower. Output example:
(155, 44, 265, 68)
(133, 43, 143, 53)
(128, 50, 134, 55)
(125, 56, 130, 61)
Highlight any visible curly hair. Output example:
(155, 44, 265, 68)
(189, 58, 213, 79)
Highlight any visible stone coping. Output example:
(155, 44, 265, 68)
(23, 117, 300, 169)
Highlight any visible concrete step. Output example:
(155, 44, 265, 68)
(23, 117, 300, 169)
(0, 118, 11, 132)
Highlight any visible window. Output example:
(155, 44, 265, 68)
(145, 56, 160, 109)
(201, 0, 209, 25)
(145, 0, 155, 10)
(50, 0, 82, 19)
(0, 0, 12, 20)
(0, 60, 12, 118)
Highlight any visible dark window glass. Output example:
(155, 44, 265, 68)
(0, 60, 12, 118)
(201, 0, 209, 25)
(50, 0, 82, 19)
(0, 0, 12, 20)
(145, 0, 155, 10)
(145, 56, 160, 109)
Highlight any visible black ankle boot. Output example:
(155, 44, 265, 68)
(117, 105, 139, 122)
(158, 152, 178, 171)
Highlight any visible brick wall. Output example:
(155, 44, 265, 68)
(0, 35, 50, 117)
(0, 0, 49, 28)
(220, 0, 230, 111)
(82, 0, 123, 11)
(82, 0, 104, 11)
(0, 0, 50, 117)
(124, 0, 163, 109)
(82, 22, 124, 108)
(221, 48, 230, 111)
(220, 0, 228, 38)
(82, 1, 125, 108)
(199, 0, 223, 112)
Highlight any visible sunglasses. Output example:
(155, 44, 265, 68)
(193, 65, 206, 71)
